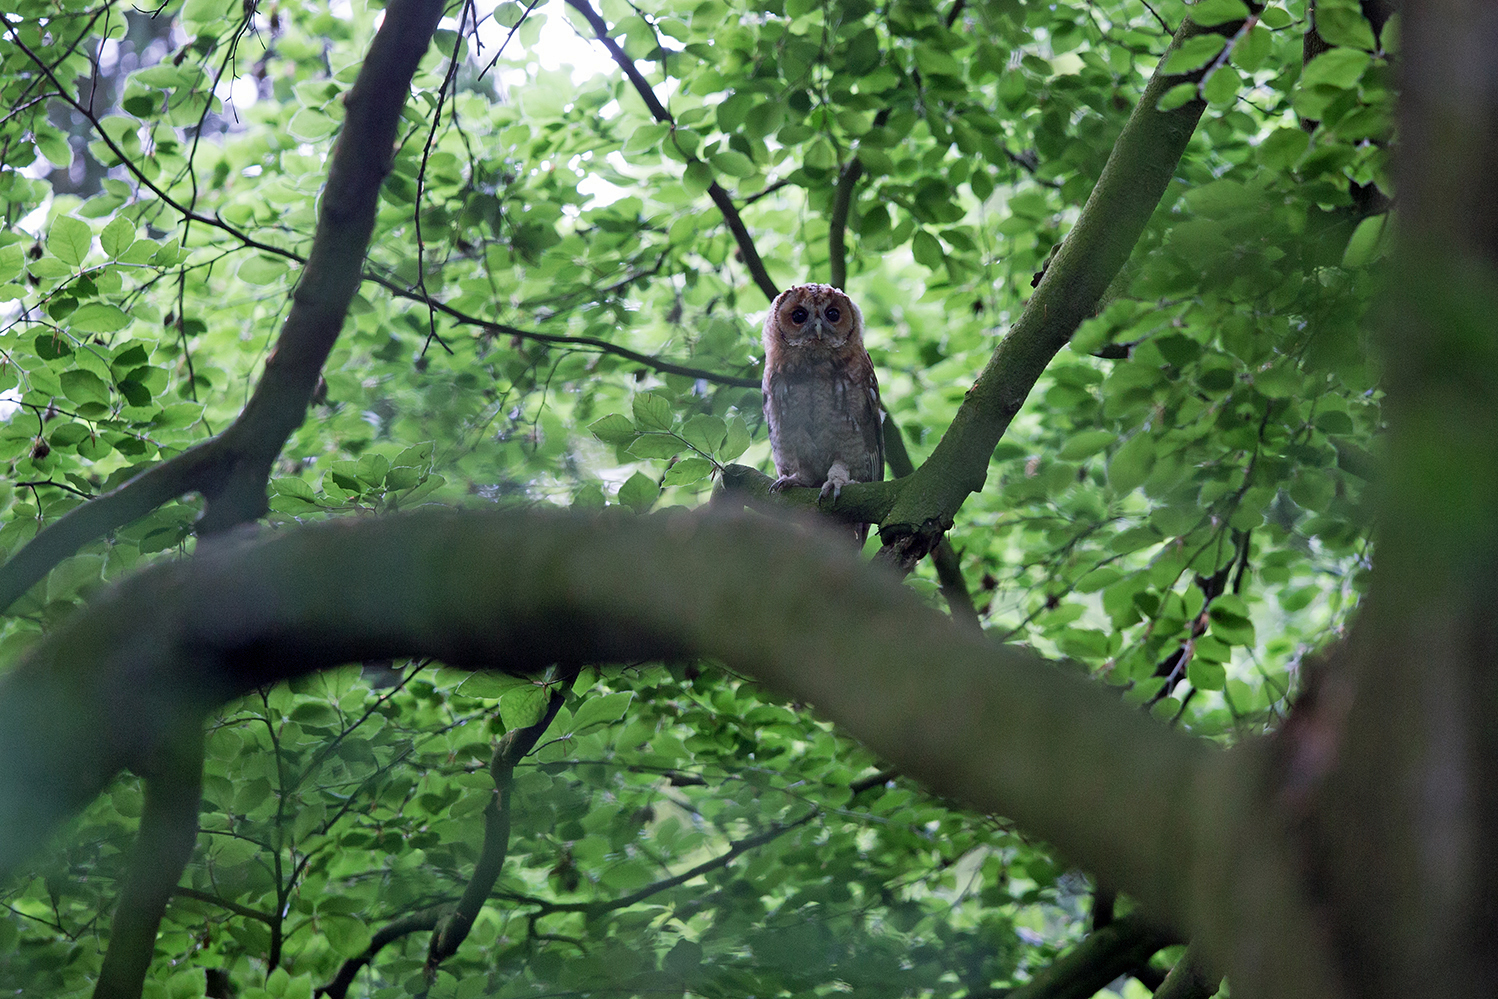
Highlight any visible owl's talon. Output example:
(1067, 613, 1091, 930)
(769, 476, 799, 494)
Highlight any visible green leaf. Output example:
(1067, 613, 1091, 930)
(1314, 6, 1377, 49)
(1230, 25, 1272, 72)
(0, 243, 22, 285)
(69, 303, 131, 333)
(456, 672, 530, 698)
(617, 471, 659, 513)
(1108, 433, 1156, 494)
(629, 434, 684, 459)
(1187, 0, 1249, 27)
(238, 255, 289, 285)
(912, 230, 944, 269)
(590, 413, 638, 445)
(632, 392, 674, 431)
(321, 916, 372, 959)
(60, 369, 110, 406)
(1252, 366, 1300, 398)
(722, 416, 752, 461)
(1209, 595, 1256, 645)
(100, 216, 136, 259)
(1162, 34, 1226, 75)
(1302, 48, 1371, 90)
(1057, 430, 1116, 461)
(501, 683, 549, 727)
(914, 44, 963, 78)
(681, 414, 727, 454)
(663, 456, 713, 484)
(47, 215, 91, 268)
(1156, 82, 1200, 112)
(356, 453, 390, 486)
(1202, 65, 1241, 104)
(49, 422, 91, 447)
(1187, 657, 1227, 691)
(569, 691, 634, 732)
(1259, 4, 1293, 27)
(683, 160, 713, 195)
(1342, 214, 1389, 267)
(166, 967, 207, 999)
(710, 149, 758, 178)
(1258, 128, 1309, 170)
(182, 0, 234, 20)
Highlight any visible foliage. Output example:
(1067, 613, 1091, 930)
(0, 0, 1392, 994)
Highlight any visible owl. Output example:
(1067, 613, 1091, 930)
(761, 283, 884, 542)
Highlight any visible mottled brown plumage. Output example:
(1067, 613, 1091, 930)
(761, 284, 883, 542)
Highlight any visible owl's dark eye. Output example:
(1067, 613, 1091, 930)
(825, 306, 841, 323)
(790, 306, 809, 324)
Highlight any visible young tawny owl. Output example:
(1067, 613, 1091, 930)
(761, 283, 884, 542)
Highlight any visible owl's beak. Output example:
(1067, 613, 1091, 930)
(811, 318, 829, 339)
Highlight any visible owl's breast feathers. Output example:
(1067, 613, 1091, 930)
(763, 351, 884, 488)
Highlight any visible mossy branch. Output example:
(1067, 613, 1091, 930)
(878, 14, 1248, 564)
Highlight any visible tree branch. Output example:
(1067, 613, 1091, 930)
(828, 158, 864, 292)
(563, 0, 779, 302)
(0, 510, 1209, 925)
(316, 907, 446, 999)
(520, 811, 817, 917)
(426, 688, 568, 970)
(1152, 945, 1218, 999)
(0, 508, 1353, 991)
(1001, 913, 1174, 999)
(359, 271, 761, 388)
(882, 416, 980, 629)
(171, 886, 275, 925)
(827, 109, 892, 291)
(878, 13, 1249, 566)
(94, 725, 205, 999)
(0, 0, 447, 611)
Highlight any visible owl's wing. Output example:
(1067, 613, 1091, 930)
(848, 363, 884, 483)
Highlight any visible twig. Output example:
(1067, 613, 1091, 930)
(171, 885, 275, 924)
(827, 109, 890, 289)
(563, 0, 779, 302)
(881, 415, 980, 629)
(521, 811, 818, 917)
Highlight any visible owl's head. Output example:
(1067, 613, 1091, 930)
(764, 284, 864, 353)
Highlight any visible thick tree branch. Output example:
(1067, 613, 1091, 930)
(1281, 5, 1498, 999)
(0, 0, 446, 612)
(718, 462, 902, 527)
(719, 422, 980, 630)
(0, 509, 1350, 992)
(563, 0, 779, 303)
(193, 0, 445, 532)
(0, 445, 220, 613)
(93, 725, 204, 999)
(878, 14, 1248, 566)
(881, 416, 980, 629)
(0, 510, 1206, 920)
(1152, 945, 1217, 999)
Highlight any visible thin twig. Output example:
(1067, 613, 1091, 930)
(563, 0, 779, 302)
